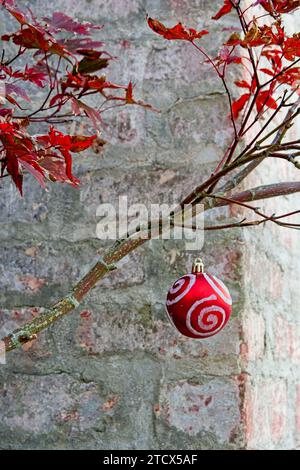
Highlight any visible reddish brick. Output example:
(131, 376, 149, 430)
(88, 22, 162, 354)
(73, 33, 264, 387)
(242, 312, 265, 363)
(274, 316, 300, 363)
(244, 251, 283, 302)
(269, 263, 283, 301)
(270, 382, 288, 444)
(159, 379, 240, 444)
(282, 230, 296, 250)
(244, 378, 288, 449)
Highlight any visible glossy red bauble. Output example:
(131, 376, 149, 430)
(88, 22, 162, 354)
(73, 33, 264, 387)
(166, 270, 232, 339)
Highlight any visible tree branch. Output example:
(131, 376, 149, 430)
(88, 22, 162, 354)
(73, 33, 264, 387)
(204, 181, 300, 211)
(3, 176, 300, 353)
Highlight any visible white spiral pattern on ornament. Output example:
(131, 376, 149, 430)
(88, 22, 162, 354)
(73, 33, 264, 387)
(166, 274, 196, 306)
(203, 273, 232, 305)
(186, 294, 226, 337)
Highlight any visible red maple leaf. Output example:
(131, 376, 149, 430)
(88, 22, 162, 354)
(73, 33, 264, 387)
(282, 34, 300, 61)
(5, 83, 30, 102)
(212, 0, 233, 20)
(2, 1, 33, 25)
(216, 46, 242, 66)
(234, 80, 252, 89)
(2, 24, 72, 59)
(234, 76, 257, 93)
(71, 98, 103, 129)
(256, 90, 278, 113)
(18, 155, 46, 189)
(147, 17, 208, 42)
(11, 65, 47, 88)
(44, 12, 102, 35)
(259, 0, 300, 15)
(61, 72, 125, 97)
(277, 67, 300, 86)
(124, 81, 154, 110)
(69, 135, 96, 152)
(58, 37, 104, 54)
(36, 128, 95, 184)
(6, 154, 23, 194)
(225, 22, 286, 49)
(38, 154, 72, 184)
(261, 48, 283, 71)
(0, 121, 27, 194)
(2, 26, 48, 50)
(232, 75, 277, 117)
(231, 93, 250, 119)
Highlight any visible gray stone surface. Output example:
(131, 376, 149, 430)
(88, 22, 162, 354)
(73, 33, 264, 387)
(0, 0, 299, 450)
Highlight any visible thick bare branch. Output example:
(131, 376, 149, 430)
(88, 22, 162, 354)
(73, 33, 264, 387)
(205, 181, 300, 210)
(3, 176, 300, 353)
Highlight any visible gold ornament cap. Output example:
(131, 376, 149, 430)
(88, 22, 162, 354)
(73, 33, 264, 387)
(192, 258, 204, 273)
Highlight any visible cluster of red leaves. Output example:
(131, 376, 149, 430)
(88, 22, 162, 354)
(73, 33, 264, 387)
(0, 120, 96, 195)
(212, 0, 300, 20)
(0, 0, 152, 195)
(209, 2, 299, 119)
(225, 21, 300, 61)
(1, 64, 47, 88)
(259, 0, 300, 15)
(232, 77, 278, 118)
(148, 3, 299, 127)
(226, 22, 285, 48)
(228, 19, 300, 118)
(260, 48, 300, 89)
(0, 63, 47, 108)
(213, 46, 244, 70)
(147, 17, 208, 42)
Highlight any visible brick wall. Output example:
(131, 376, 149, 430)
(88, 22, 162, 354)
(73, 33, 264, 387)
(241, 136, 300, 449)
(240, 10, 300, 449)
(0, 0, 299, 450)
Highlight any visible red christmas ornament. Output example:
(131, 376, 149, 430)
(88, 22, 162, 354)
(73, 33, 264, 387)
(166, 258, 232, 338)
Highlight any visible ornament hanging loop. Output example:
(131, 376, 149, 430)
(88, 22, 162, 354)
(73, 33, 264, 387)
(192, 258, 204, 274)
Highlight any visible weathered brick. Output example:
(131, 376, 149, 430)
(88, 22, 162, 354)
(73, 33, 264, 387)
(158, 379, 241, 445)
(274, 316, 300, 363)
(241, 312, 265, 363)
(244, 379, 289, 449)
